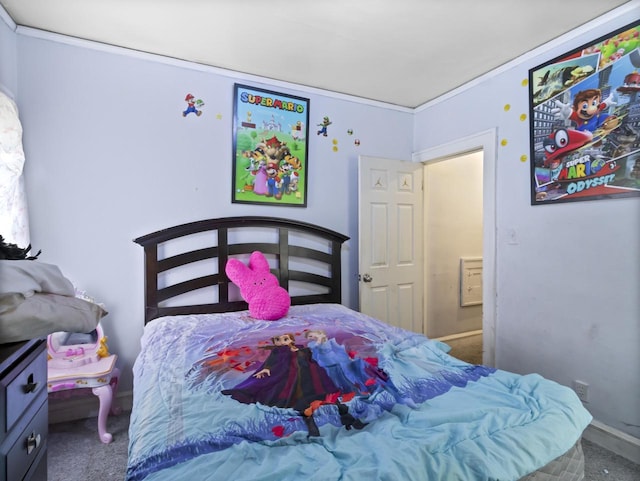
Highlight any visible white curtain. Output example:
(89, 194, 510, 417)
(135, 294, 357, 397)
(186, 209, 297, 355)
(0, 91, 30, 247)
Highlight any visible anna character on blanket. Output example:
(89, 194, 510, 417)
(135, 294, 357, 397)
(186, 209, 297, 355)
(221, 333, 366, 436)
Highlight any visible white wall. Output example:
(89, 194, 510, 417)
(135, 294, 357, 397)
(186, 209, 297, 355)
(414, 5, 640, 440)
(9, 30, 414, 393)
(0, 8, 16, 98)
(424, 151, 483, 338)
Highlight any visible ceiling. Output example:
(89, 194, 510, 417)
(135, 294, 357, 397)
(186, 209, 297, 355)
(0, 0, 634, 108)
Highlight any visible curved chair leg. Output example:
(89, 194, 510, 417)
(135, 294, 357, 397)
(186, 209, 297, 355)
(109, 368, 122, 415)
(92, 384, 113, 443)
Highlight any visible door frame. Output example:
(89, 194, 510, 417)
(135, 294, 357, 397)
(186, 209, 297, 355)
(413, 128, 497, 367)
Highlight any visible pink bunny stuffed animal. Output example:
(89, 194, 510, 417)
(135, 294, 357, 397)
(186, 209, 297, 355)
(225, 251, 291, 320)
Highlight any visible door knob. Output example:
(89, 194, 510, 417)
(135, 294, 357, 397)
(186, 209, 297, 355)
(362, 273, 373, 283)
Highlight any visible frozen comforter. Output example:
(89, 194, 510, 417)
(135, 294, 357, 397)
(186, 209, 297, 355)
(127, 304, 591, 481)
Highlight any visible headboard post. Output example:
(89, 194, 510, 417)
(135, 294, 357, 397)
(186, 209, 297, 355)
(277, 228, 290, 291)
(330, 239, 343, 304)
(143, 244, 160, 323)
(217, 227, 230, 305)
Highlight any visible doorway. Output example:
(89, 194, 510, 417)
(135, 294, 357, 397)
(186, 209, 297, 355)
(424, 150, 483, 364)
(413, 128, 497, 366)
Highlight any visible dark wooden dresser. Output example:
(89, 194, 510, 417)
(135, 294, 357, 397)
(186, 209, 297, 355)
(0, 339, 47, 481)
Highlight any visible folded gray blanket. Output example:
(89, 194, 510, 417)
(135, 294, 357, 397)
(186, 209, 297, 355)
(0, 260, 75, 297)
(0, 260, 106, 343)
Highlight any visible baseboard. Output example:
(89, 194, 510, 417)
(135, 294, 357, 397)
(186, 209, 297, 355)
(48, 390, 133, 424)
(434, 329, 482, 342)
(583, 420, 640, 465)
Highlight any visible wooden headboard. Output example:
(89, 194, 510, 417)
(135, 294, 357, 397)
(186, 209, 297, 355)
(133, 216, 349, 324)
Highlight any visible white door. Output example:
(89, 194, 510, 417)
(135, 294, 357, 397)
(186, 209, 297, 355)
(358, 155, 424, 333)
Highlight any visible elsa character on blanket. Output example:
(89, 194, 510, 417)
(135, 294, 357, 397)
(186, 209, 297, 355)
(305, 329, 415, 407)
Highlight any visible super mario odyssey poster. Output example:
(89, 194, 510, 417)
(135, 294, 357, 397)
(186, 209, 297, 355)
(232, 84, 309, 207)
(529, 20, 640, 205)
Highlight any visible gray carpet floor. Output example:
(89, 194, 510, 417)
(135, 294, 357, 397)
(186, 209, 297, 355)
(47, 412, 640, 481)
(445, 333, 484, 365)
(48, 413, 130, 481)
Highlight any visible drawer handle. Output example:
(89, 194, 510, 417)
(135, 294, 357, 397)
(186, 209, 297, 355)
(23, 374, 39, 393)
(26, 432, 41, 454)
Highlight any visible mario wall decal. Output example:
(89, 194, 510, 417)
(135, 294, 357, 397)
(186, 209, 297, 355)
(183, 93, 205, 117)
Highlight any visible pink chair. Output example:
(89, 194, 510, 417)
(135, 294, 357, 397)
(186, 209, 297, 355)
(47, 324, 120, 443)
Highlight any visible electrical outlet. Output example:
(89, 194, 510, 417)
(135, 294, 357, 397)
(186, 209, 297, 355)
(573, 380, 589, 402)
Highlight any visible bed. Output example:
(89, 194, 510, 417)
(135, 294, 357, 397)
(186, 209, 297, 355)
(129, 216, 591, 481)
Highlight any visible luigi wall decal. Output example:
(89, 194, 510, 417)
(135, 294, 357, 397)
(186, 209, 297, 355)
(317, 116, 331, 136)
(183, 93, 205, 117)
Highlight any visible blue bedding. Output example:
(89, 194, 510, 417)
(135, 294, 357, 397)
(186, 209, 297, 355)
(126, 304, 591, 481)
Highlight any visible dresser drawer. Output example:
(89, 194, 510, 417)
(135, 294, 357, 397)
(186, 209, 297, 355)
(3, 400, 47, 481)
(23, 444, 47, 481)
(3, 345, 47, 435)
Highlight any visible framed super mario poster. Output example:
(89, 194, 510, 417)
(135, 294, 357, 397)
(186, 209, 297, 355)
(232, 84, 309, 207)
(528, 20, 640, 205)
